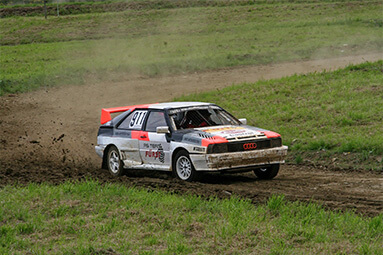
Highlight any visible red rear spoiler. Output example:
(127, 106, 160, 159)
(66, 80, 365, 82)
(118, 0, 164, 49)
(100, 104, 151, 124)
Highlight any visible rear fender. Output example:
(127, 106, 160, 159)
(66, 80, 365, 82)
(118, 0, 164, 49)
(102, 144, 121, 170)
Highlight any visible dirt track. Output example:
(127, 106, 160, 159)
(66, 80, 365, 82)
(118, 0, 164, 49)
(1, 53, 382, 216)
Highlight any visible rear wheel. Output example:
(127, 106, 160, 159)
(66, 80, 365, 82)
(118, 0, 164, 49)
(253, 164, 280, 180)
(106, 146, 125, 176)
(173, 151, 199, 182)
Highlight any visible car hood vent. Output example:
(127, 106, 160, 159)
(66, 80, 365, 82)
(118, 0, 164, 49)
(198, 133, 215, 139)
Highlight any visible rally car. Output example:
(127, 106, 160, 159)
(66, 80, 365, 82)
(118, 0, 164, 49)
(95, 102, 288, 181)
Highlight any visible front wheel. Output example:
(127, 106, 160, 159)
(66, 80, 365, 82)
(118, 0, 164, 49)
(173, 151, 199, 182)
(253, 164, 280, 180)
(106, 146, 125, 176)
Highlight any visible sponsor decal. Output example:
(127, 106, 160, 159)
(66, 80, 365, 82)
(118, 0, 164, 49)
(243, 143, 257, 150)
(202, 127, 257, 138)
(115, 131, 131, 137)
(158, 144, 165, 163)
(143, 143, 162, 149)
(144, 143, 165, 163)
(168, 105, 220, 114)
(222, 130, 252, 135)
(201, 127, 243, 133)
(183, 137, 201, 144)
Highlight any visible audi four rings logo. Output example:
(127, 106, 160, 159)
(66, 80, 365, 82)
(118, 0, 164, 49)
(243, 143, 257, 150)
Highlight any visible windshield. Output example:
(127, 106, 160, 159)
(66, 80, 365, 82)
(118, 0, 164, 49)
(169, 106, 240, 130)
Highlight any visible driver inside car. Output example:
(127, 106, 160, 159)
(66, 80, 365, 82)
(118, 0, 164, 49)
(181, 110, 215, 128)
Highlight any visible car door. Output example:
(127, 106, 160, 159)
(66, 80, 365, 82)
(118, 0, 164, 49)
(139, 110, 171, 170)
(115, 109, 148, 167)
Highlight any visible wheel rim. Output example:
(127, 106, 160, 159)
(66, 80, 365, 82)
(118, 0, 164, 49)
(109, 150, 120, 174)
(176, 156, 192, 180)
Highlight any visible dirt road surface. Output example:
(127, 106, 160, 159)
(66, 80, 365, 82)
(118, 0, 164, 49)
(1, 53, 382, 216)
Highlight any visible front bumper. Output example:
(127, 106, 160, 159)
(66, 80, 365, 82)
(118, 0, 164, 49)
(190, 146, 288, 171)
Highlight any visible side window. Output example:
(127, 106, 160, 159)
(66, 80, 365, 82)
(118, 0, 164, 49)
(118, 110, 148, 130)
(145, 111, 167, 132)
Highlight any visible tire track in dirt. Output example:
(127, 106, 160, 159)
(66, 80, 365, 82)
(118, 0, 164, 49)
(1, 53, 382, 216)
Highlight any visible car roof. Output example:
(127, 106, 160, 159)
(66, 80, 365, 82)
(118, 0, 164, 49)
(147, 102, 213, 110)
(100, 102, 216, 124)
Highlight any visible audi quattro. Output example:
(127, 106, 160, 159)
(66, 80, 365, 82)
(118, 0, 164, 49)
(95, 102, 288, 181)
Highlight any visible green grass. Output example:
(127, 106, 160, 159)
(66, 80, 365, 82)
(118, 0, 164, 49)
(1, 0, 119, 6)
(1, 0, 382, 95)
(1, 0, 378, 8)
(0, 180, 381, 254)
(2, 0, 133, 7)
(176, 61, 383, 169)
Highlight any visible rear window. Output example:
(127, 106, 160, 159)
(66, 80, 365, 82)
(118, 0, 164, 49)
(118, 110, 148, 130)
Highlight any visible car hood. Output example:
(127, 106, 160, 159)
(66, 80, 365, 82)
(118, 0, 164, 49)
(195, 125, 266, 140)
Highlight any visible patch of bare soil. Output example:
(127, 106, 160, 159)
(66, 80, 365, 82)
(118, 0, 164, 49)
(0, 54, 382, 216)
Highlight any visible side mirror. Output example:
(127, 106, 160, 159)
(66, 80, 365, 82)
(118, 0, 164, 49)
(156, 126, 170, 134)
(239, 118, 247, 125)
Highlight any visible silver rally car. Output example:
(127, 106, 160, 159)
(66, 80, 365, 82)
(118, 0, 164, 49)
(95, 102, 288, 181)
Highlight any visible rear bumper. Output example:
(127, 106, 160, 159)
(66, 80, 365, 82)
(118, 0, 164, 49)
(190, 146, 288, 171)
(95, 145, 105, 158)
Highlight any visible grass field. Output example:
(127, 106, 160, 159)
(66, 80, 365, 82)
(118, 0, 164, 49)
(0, 180, 381, 254)
(1, 0, 382, 95)
(177, 61, 383, 170)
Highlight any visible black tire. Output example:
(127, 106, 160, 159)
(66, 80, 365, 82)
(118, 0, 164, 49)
(253, 164, 280, 180)
(106, 146, 125, 176)
(173, 150, 199, 182)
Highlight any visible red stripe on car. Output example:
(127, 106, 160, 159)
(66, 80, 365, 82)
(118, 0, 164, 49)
(201, 136, 228, 147)
(131, 131, 150, 141)
(262, 131, 281, 138)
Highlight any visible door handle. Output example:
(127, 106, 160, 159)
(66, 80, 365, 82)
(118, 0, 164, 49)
(140, 135, 147, 138)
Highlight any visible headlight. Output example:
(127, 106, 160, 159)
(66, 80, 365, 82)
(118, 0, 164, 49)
(207, 143, 228, 153)
(270, 138, 282, 148)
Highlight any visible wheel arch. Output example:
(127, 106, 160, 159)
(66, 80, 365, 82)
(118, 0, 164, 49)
(102, 144, 119, 170)
(172, 147, 200, 181)
(171, 147, 190, 171)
